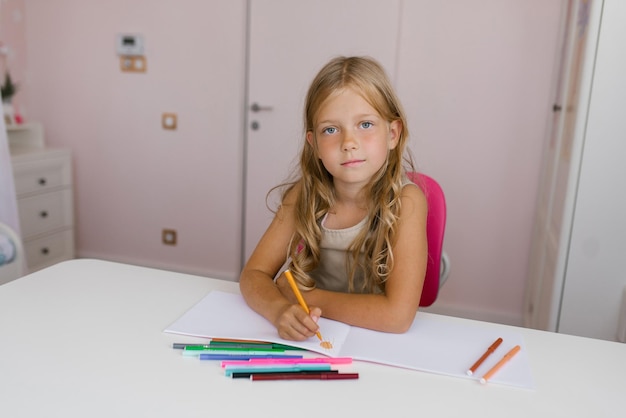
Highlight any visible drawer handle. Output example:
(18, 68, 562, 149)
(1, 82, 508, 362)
(40, 211, 49, 218)
(38, 178, 47, 186)
(41, 247, 50, 255)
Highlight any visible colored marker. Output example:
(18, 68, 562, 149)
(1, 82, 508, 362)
(185, 350, 286, 357)
(210, 338, 265, 344)
(211, 341, 273, 348)
(200, 354, 303, 361)
(184, 345, 284, 353)
(284, 269, 324, 342)
(224, 364, 332, 377)
(467, 337, 503, 376)
(480, 345, 521, 384)
(221, 357, 352, 367)
(231, 370, 339, 379)
(184, 345, 282, 351)
(210, 339, 301, 350)
(174, 341, 302, 350)
(173, 343, 209, 349)
(250, 372, 359, 381)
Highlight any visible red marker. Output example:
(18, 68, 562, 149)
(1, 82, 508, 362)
(250, 372, 359, 381)
(467, 337, 503, 376)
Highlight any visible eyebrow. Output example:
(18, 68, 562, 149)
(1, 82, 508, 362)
(317, 114, 380, 126)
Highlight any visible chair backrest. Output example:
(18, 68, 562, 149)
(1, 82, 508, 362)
(406, 172, 447, 307)
(0, 222, 25, 286)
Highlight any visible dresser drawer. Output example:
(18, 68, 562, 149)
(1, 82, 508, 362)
(10, 146, 75, 273)
(24, 230, 74, 273)
(12, 155, 72, 196)
(17, 189, 73, 238)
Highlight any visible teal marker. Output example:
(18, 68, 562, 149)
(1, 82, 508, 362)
(173, 342, 302, 350)
(223, 364, 332, 377)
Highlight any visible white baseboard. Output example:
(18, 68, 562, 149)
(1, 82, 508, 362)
(76, 251, 239, 282)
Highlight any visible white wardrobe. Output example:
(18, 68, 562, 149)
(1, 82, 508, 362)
(524, 0, 626, 342)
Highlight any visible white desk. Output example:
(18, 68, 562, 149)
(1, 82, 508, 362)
(1, 259, 624, 417)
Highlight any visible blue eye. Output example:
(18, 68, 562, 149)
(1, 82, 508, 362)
(323, 127, 337, 135)
(361, 121, 373, 129)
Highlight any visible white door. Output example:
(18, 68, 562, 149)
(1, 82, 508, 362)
(244, 0, 401, 263)
(523, 0, 596, 331)
(558, 0, 626, 341)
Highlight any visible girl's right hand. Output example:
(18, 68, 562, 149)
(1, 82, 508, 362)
(274, 304, 322, 341)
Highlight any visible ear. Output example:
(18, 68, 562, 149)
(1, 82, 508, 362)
(388, 120, 402, 149)
(306, 130, 314, 146)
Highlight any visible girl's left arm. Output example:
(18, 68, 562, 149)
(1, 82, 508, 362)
(278, 184, 428, 333)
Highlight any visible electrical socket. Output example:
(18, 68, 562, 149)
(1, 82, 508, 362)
(120, 55, 147, 73)
(162, 229, 177, 246)
(162, 113, 177, 130)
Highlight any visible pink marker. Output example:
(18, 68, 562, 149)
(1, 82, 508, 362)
(221, 357, 352, 368)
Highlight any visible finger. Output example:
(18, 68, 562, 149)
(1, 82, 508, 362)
(309, 306, 322, 323)
(279, 319, 313, 341)
(276, 305, 316, 340)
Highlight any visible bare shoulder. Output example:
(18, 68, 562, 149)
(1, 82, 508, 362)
(275, 182, 301, 219)
(282, 182, 301, 205)
(400, 182, 428, 218)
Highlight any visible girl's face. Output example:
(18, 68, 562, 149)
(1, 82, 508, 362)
(307, 87, 400, 190)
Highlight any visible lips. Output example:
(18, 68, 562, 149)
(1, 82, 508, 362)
(341, 159, 365, 167)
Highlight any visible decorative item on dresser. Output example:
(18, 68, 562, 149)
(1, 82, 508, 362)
(1, 71, 19, 125)
(7, 122, 75, 273)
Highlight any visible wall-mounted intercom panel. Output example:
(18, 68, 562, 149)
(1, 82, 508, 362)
(116, 34, 144, 56)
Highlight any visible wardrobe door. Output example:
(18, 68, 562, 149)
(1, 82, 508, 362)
(558, 0, 626, 341)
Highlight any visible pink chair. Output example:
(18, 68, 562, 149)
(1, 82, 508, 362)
(406, 172, 449, 307)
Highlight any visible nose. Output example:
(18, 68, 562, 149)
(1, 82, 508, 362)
(341, 132, 358, 151)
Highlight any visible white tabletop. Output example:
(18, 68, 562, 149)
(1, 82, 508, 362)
(1, 259, 625, 417)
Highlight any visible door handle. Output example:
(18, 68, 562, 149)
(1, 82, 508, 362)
(250, 102, 273, 112)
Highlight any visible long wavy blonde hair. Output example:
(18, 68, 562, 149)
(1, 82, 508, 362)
(273, 56, 415, 293)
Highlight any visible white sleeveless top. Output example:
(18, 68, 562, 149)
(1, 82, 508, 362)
(309, 214, 370, 293)
(309, 178, 417, 293)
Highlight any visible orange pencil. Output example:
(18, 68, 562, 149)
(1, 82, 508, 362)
(284, 269, 323, 342)
(466, 337, 503, 376)
(479, 345, 521, 384)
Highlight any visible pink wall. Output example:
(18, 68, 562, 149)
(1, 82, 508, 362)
(19, 0, 248, 279)
(397, 1, 565, 323)
(2, 0, 566, 325)
(1, 0, 27, 234)
(0, 0, 26, 115)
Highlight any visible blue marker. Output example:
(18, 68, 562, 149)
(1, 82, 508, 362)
(199, 354, 303, 361)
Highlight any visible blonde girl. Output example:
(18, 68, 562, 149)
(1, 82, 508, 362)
(240, 56, 428, 341)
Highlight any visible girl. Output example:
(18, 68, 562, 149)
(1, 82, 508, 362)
(239, 56, 428, 341)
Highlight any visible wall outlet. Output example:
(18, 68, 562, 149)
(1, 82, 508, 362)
(120, 55, 147, 73)
(162, 113, 177, 130)
(162, 229, 177, 246)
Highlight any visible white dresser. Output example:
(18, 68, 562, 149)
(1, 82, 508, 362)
(8, 123, 75, 273)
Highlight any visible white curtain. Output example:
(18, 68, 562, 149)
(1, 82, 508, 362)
(0, 114, 20, 233)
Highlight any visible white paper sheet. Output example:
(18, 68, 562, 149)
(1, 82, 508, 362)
(164, 290, 534, 389)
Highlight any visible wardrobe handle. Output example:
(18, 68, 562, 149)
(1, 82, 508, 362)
(250, 102, 273, 112)
(38, 177, 47, 186)
(41, 247, 50, 255)
(40, 211, 49, 218)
